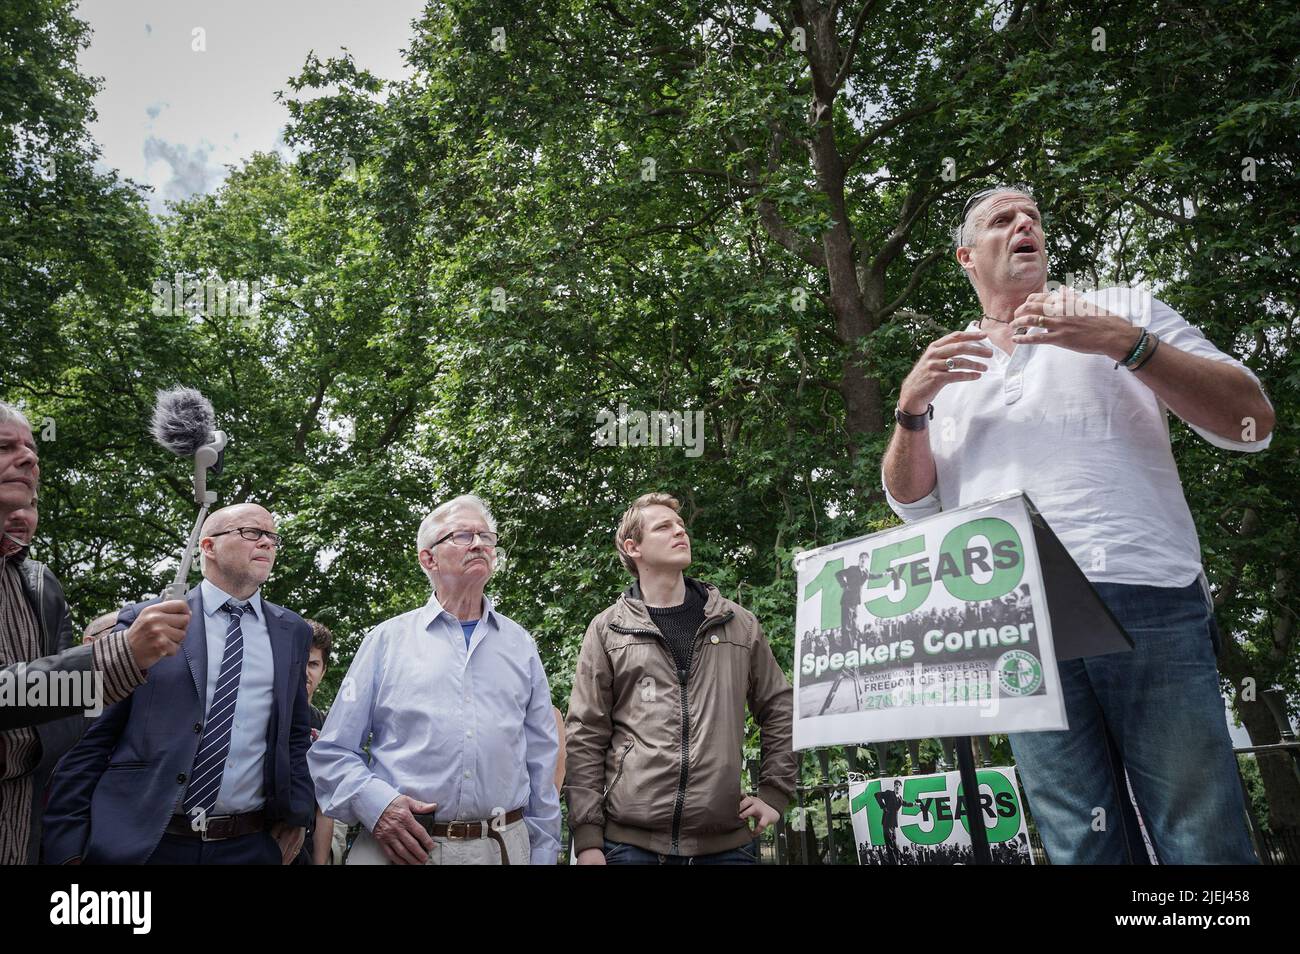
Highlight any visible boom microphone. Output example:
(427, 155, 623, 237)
(149, 387, 231, 599)
(151, 387, 217, 457)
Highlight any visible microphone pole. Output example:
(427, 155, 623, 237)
(161, 430, 227, 600)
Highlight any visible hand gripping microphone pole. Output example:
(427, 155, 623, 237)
(150, 388, 229, 600)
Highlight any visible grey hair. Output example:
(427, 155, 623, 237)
(952, 184, 1037, 251)
(952, 184, 1038, 287)
(416, 494, 498, 556)
(0, 401, 31, 430)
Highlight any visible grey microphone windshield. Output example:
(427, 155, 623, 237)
(150, 387, 216, 457)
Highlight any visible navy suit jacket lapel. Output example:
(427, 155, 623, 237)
(181, 587, 207, 700)
(266, 602, 291, 725)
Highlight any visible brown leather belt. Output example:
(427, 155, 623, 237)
(416, 807, 525, 865)
(166, 810, 267, 842)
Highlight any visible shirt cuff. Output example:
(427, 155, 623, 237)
(1184, 376, 1274, 453)
(357, 777, 403, 832)
(531, 845, 560, 866)
(882, 468, 942, 523)
(92, 629, 147, 708)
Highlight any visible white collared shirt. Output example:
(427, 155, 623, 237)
(884, 288, 1272, 586)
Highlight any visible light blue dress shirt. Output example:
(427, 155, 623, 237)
(197, 578, 275, 814)
(308, 592, 561, 864)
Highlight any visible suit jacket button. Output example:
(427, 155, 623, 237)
(193, 723, 202, 733)
(177, 773, 187, 783)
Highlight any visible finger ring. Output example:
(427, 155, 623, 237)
(1035, 315, 1043, 326)
(945, 357, 957, 370)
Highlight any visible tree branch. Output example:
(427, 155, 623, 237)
(1213, 507, 1260, 610)
(368, 395, 419, 455)
(294, 373, 333, 456)
(1269, 567, 1295, 659)
(725, 131, 826, 269)
(1123, 191, 1194, 226)
(665, 167, 757, 188)
(845, 98, 945, 170)
(867, 185, 933, 274)
(880, 248, 949, 320)
(830, 0, 882, 91)
(844, 60, 975, 170)
(867, 150, 1013, 275)
(572, 202, 732, 251)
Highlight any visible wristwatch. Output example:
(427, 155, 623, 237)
(895, 404, 933, 431)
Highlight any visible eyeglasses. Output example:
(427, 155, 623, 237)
(209, 527, 283, 547)
(959, 182, 1036, 226)
(432, 530, 498, 548)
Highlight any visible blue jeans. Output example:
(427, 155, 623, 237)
(1009, 579, 1257, 864)
(603, 838, 758, 865)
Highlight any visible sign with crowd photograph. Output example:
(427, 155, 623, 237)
(848, 767, 1035, 865)
(792, 493, 1067, 748)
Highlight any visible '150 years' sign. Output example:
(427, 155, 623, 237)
(848, 767, 1035, 865)
(792, 494, 1067, 749)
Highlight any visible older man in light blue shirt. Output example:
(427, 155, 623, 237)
(310, 494, 561, 865)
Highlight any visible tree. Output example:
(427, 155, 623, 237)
(10, 0, 1297, 836)
(282, 0, 1300, 813)
(0, 0, 158, 387)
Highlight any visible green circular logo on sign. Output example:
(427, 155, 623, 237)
(996, 650, 1043, 697)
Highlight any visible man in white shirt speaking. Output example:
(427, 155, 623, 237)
(881, 184, 1274, 864)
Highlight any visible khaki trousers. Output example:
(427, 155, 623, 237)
(346, 817, 531, 865)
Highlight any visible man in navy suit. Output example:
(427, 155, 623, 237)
(42, 503, 314, 864)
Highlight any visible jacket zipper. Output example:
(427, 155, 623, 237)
(34, 564, 51, 649)
(611, 609, 735, 853)
(671, 664, 690, 852)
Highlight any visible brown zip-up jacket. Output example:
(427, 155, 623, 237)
(565, 577, 797, 857)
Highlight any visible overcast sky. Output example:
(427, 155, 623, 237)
(77, 0, 426, 213)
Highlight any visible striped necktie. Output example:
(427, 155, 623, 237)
(183, 599, 247, 816)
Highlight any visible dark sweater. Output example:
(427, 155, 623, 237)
(647, 583, 707, 673)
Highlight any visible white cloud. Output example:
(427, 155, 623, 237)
(77, 0, 424, 212)
(142, 136, 221, 205)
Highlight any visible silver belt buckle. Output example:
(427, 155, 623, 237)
(201, 813, 237, 842)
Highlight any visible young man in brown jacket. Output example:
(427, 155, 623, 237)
(566, 492, 797, 864)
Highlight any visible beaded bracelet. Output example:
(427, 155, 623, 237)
(1129, 331, 1161, 371)
(1115, 328, 1149, 370)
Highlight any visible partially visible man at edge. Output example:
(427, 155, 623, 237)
(0, 401, 188, 864)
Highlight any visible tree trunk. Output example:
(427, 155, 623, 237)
(1231, 683, 1300, 838)
(1220, 637, 1300, 838)
(801, 3, 885, 483)
(1214, 511, 1300, 840)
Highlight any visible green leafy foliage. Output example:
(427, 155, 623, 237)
(4, 0, 1297, 823)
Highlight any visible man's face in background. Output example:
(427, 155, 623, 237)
(306, 646, 326, 702)
(1, 505, 37, 557)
